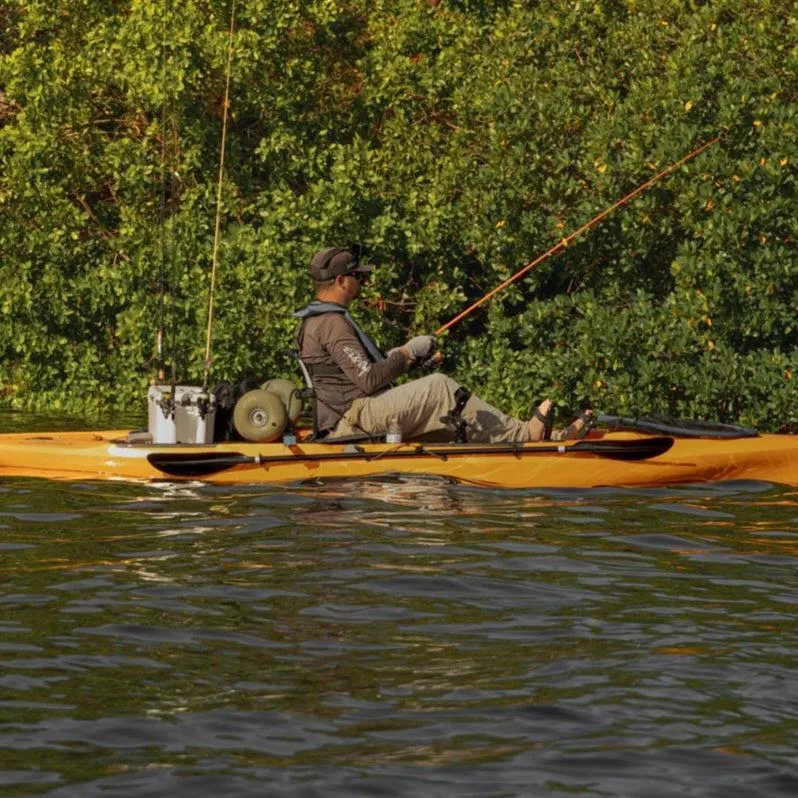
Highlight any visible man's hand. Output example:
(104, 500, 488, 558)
(400, 335, 436, 362)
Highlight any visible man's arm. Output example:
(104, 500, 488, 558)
(321, 314, 409, 394)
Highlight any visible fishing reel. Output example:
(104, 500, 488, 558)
(422, 350, 444, 370)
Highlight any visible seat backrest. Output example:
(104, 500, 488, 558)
(296, 356, 314, 392)
(288, 349, 324, 439)
(289, 348, 378, 444)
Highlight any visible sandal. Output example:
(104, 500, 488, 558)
(561, 408, 594, 441)
(529, 399, 554, 441)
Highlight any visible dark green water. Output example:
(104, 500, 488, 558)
(1, 414, 798, 795)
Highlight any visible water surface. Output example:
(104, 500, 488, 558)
(1, 466, 798, 795)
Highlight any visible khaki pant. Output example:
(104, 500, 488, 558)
(330, 374, 530, 444)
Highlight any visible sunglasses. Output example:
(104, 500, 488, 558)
(345, 271, 366, 282)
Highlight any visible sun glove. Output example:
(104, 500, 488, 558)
(402, 335, 436, 360)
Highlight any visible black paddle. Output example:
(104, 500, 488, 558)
(146, 436, 674, 478)
(598, 414, 759, 439)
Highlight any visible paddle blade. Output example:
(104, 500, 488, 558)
(147, 452, 253, 478)
(573, 436, 674, 461)
(597, 415, 759, 439)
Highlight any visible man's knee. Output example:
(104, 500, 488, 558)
(420, 373, 460, 395)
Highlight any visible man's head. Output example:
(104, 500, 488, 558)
(310, 247, 372, 282)
(310, 247, 372, 304)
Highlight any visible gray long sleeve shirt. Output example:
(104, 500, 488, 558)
(296, 312, 408, 431)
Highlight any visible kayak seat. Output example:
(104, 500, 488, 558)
(292, 351, 323, 440)
(289, 349, 381, 445)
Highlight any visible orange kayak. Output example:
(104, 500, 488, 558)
(0, 429, 795, 488)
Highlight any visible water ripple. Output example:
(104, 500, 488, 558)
(0, 476, 796, 795)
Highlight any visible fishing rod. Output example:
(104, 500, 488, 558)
(434, 136, 719, 337)
(156, 0, 175, 386)
(202, 0, 237, 391)
(148, 0, 236, 446)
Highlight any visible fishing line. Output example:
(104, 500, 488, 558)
(202, 0, 237, 391)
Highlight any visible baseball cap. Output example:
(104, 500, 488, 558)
(309, 247, 373, 281)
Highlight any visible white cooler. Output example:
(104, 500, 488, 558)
(148, 385, 217, 444)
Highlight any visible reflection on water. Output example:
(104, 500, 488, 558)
(1, 473, 797, 796)
(0, 410, 145, 435)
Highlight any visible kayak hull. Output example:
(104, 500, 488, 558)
(0, 430, 796, 488)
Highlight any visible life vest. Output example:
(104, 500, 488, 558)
(293, 301, 384, 380)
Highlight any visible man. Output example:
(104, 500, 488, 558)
(294, 246, 581, 443)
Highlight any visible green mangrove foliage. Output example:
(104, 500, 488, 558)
(0, 0, 795, 428)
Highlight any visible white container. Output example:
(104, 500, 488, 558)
(385, 417, 402, 444)
(148, 385, 217, 444)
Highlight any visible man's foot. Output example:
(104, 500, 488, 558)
(528, 399, 554, 441)
(559, 408, 594, 441)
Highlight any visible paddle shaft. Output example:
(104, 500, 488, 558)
(147, 436, 674, 477)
